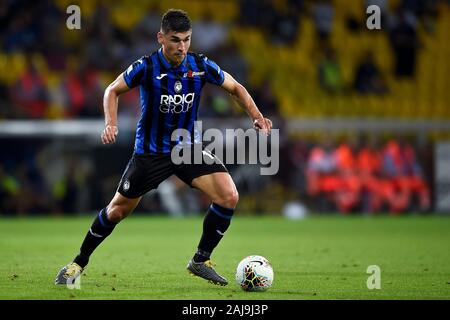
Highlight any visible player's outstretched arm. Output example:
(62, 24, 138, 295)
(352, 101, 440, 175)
(101, 74, 131, 144)
(221, 71, 272, 135)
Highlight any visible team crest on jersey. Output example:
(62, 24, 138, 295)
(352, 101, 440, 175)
(174, 81, 182, 93)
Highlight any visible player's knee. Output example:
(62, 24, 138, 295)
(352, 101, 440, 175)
(106, 204, 132, 222)
(217, 189, 239, 209)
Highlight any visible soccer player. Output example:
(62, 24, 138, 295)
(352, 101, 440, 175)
(55, 9, 272, 286)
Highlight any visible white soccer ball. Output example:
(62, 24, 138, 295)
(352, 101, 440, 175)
(235, 255, 274, 292)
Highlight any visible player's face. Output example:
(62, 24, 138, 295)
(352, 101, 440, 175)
(158, 30, 192, 66)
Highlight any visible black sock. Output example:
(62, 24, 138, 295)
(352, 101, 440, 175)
(73, 208, 117, 268)
(193, 203, 235, 263)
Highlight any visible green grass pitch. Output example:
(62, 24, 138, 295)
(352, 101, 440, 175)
(0, 214, 449, 300)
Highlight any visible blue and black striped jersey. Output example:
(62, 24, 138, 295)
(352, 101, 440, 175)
(123, 48, 225, 155)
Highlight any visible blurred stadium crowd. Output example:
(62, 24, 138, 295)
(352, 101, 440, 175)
(303, 136, 431, 214)
(1, 0, 448, 215)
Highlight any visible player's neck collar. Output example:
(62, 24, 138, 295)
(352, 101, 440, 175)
(158, 48, 188, 71)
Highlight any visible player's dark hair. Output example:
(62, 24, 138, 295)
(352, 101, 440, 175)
(161, 9, 191, 33)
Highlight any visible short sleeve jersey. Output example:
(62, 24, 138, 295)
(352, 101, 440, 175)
(123, 48, 225, 154)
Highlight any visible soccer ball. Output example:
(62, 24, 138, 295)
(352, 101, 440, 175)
(235, 255, 274, 292)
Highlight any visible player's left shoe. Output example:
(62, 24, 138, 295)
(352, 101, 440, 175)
(54, 262, 83, 285)
(187, 259, 228, 286)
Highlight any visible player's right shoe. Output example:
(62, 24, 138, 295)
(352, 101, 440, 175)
(54, 262, 83, 285)
(186, 259, 228, 286)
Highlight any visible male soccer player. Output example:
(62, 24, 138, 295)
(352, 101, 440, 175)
(55, 9, 272, 286)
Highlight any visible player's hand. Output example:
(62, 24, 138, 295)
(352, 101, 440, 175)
(101, 125, 118, 144)
(253, 117, 272, 135)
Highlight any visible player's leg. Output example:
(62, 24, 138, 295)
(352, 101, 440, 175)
(55, 153, 174, 284)
(181, 170, 238, 286)
(73, 192, 142, 267)
(190, 172, 238, 263)
(175, 145, 236, 285)
(55, 193, 141, 284)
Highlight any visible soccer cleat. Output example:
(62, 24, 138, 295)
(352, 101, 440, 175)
(54, 262, 83, 285)
(186, 259, 228, 286)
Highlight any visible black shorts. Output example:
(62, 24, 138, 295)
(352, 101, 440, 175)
(117, 146, 228, 198)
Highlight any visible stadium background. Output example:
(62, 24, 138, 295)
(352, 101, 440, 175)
(1, 0, 450, 301)
(1, 0, 448, 217)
